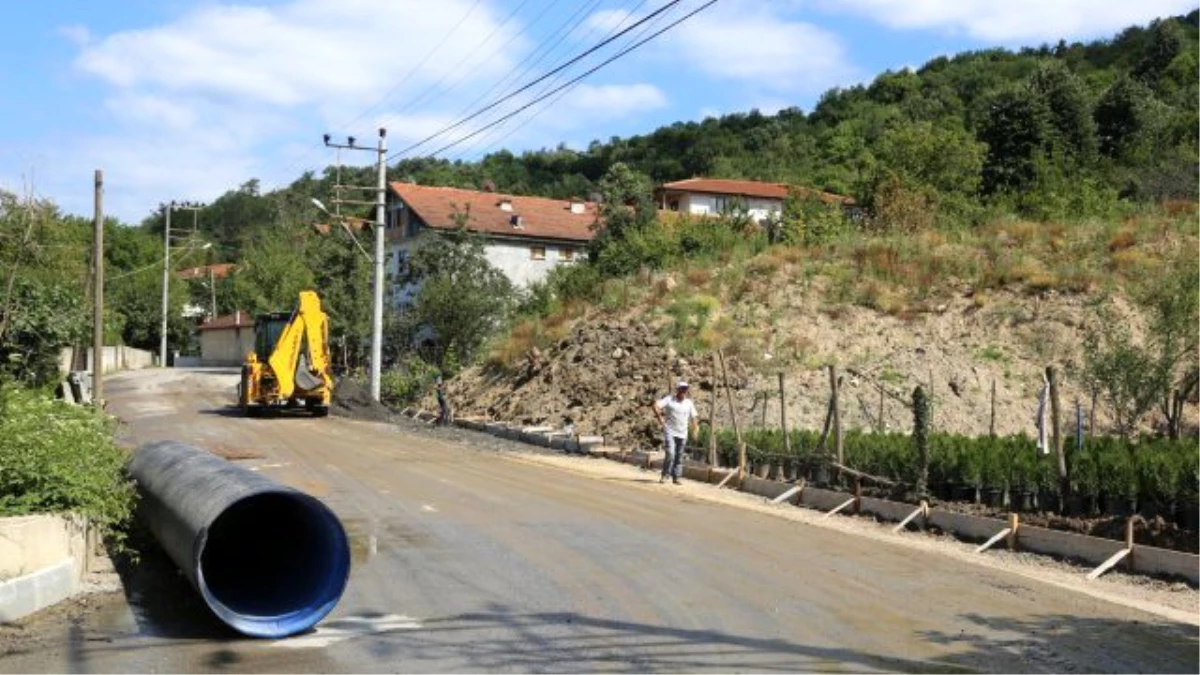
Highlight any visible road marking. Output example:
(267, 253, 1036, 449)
(275, 614, 421, 648)
(248, 462, 289, 472)
(421, 504, 437, 512)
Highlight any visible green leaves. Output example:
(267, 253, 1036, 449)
(0, 385, 135, 543)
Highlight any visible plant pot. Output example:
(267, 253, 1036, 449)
(1182, 504, 1199, 530)
(1038, 489, 1061, 514)
(1012, 490, 1034, 512)
(815, 464, 831, 486)
(951, 485, 975, 503)
(755, 461, 771, 479)
(984, 489, 1004, 509)
(767, 460, 782, 481)
(1063, 495, 1085, 516)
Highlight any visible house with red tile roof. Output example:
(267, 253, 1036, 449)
(386, 182, 595, 296)
(655, 178, 853, 223)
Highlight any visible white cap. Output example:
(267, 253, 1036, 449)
(677, 380, 689, 389)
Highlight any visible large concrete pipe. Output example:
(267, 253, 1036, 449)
(128, 440, 350, 638)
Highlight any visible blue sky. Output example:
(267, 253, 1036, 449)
(0, 0, 1193, 224)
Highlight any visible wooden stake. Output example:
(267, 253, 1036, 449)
(717, 350, 745, 480)
(989, 378, 997, 437)
(829, 365, 843, 469)
(1047, 366, 1068, 499)
(707, 353, 718, 467)
(778, 372, 790, 456)
(1006, 513, 1019, 550)
(877, 384, 885, 433)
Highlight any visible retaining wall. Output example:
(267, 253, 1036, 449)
(0, 514, 96, 622)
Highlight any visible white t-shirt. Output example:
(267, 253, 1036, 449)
(657, 395, 698, 440)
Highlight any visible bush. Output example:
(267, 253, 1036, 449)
(0, 385, 135, 543)
(379, 359, 440, 407)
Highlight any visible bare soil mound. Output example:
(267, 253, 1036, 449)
(331, 377, 395, 422)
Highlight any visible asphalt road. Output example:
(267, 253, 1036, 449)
(0, 368, 1195, 673)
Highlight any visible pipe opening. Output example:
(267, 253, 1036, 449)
(198, 492, 350, 638)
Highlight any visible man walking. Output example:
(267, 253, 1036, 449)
(653, 381, 698, 485)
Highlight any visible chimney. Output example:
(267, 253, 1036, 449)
(498, 198, 513, 212)
(569, 197, 585, 215)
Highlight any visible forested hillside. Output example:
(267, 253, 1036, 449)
(2, 13, 1196, 384)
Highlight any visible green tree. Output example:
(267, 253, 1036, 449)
(1027, 60, 1098, 163)
(225, 232, 315, 314)
(398, 226, 515, 373)
(1094, 75, 1167, 163)
(978, 85, 1053, 193)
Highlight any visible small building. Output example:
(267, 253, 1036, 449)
(196, 311, 255, 367)
(656, 178, 853, 223)
(386, 183, 595, 303)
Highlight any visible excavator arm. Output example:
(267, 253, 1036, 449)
(266, 291, 333, 400)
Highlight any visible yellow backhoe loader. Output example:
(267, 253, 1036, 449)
(239, 290, 333, 416)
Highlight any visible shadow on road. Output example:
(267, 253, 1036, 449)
(300, 602, 1199, 673)
(341, 602, 972, 673)
(108, 525, 237, 641)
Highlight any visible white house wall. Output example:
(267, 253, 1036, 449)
(387, 237, 582, 309)
(679, 193, 782, 222)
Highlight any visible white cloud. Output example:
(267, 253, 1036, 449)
(595, 0, 856, 97)
(827, 0, 1196, 42)
(566, 83, 667, 117)
(75, 0, 521, 113)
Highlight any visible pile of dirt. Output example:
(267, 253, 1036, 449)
(331, 377, 395, 422)
(446, 276, 1197, 451)
(447, 319, 753, 448)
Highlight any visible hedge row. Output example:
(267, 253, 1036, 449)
(696, 426, 1199, 508)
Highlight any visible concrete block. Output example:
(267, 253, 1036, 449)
(1017, 524, 1125, 566)
(859, 496, 923, 524)
(563, 440, 581, 453)
(549, 436, 568, 451)
(798, 486, 854, 512)
(1131, 545, 1200, 584)
(577, 435, 604, 453)
(682, 464, 711, 482)
(740, 475, 794, 501)
(485, 422, 506, 435)
(523, 433, 553, 448)
(0, 559, 77, 623)
(708, 468, 735, 486)
(926, 509, 1008, 542)
(593, 446, 622, 459)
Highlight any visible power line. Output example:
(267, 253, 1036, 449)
(275, 0, 486, 181)
(376, 0, 543, 131)
(443, 0, 608, 137)
(337, 0, 485, 133)
(458, 0, 660, 161)
(388, 0, 688, 161)
(424, 0, 719, 159)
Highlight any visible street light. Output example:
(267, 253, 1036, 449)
(312, 198, 372, 262)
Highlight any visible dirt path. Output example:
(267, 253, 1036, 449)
(0, 368, 1195, 673)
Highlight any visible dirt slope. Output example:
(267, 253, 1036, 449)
(445, 274, 1195, 450)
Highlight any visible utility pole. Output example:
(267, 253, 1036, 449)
(160, 203, 171, 368)
(159, 201, 206, 367)
(209, 267, 217, 319)
(92, 170, 104, 408)
(322, 128, 388, 401)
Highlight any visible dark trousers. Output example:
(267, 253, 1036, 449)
(662, 435, 686, 479)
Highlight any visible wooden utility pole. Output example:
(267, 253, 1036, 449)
(718, 350, 745, 480)
(92, 170, 104, 409)
(707, 353, 717, 466)
(209, 266, 217, 319)
(877, 385, 885, 433)
(1046, 366, 1068, 499)
(829, 365, 843, 468)
(778, 372, 790, 456)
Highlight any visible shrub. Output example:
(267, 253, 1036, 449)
(0, 385, 135, 544)
(379, 358, 440, 406)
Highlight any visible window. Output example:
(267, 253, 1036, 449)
(713, 196, 728, 213)
(560, 248, 575, 261)
(531, 246, 546, 261)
